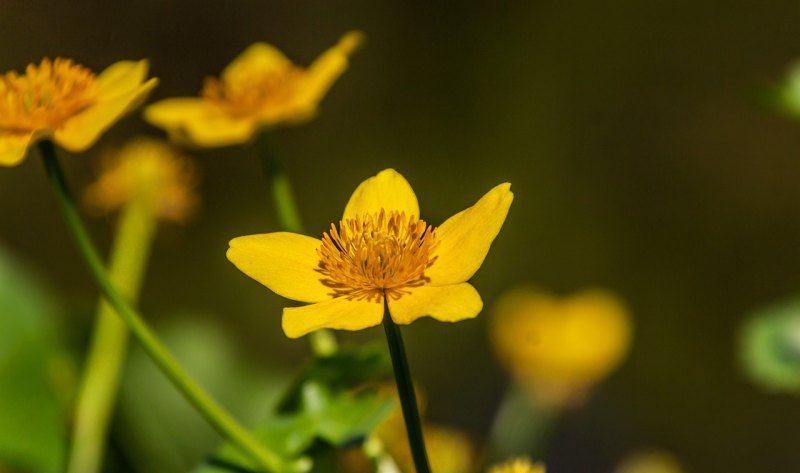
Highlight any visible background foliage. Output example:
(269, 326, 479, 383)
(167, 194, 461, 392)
(2, 1, 800, 471)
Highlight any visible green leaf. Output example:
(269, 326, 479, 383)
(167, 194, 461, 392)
(0, 246, 67, 473)
(194, 345, 396, 473)
(118, 317, 293, 473)
(740, 295, 800, 393)
(277, 343, 393, 412)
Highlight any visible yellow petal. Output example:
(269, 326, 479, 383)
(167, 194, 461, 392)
(54, 78, 158, 152)
(0, 131, 37, 166)
(222, 42, 291, 84)
(282, 296, 384, 338)
(292, 31, 365, 113)
(144, 98, 257, 147)
(227, 232, 332, 303)
(426, 183, 513, 285)
(343, 168, 420, 220)
(96, 60, 150, 98)
(388, 283, 483, 324)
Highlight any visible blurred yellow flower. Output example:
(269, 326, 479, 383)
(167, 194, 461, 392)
(374, 384, 472, 473)
(227, 168, 513, 338)
(378, 419, 473, 473)
(83, 138, 199, 223)
(144, 31, 364, 148)
(488, 457, 546, 473)
(0, 58, 157, 166)
(490, 287, 632, 407)
(614, 450, 684, 473)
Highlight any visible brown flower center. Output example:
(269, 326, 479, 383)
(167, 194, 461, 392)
(317, 210, 438, 302)
(0, 58, 98, 131)
(200, 65, 306, 117)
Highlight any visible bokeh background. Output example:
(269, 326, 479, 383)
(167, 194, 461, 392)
(2, 1, 800, 472)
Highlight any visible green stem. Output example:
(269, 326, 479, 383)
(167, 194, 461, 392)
(67, 179, 158, 473)
(382, 300, 431, 473)
(38, 140, 289, 473)
(255, 133, 337, 356)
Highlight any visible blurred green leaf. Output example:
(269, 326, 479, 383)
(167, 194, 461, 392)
(196, 345, 395, 473)
(277, 343, 393, 412)
(759, 61, 800, 120)
(740, 295, 800, 393)
(117, 317, 293, 473)
(0, 246, 67, 473)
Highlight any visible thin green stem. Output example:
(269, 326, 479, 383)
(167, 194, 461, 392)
(67, 182, 158, 473)
(38, 140, 289, 473)
(255, 133, 337, 356)
(382, 300, 431, 473)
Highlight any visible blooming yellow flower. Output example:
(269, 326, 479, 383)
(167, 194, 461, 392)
(227, 168, 512, 338)
(83, 137, 200, 223)
(488, 457, 546, 473)
(144, 31, 364, 148)
(0, 58, 157, 166)
(490, 287, 632, 407)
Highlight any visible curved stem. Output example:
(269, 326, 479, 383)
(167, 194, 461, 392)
(255, 133, 337, 356)
(38, 140, 288, 473)
(68, 183, 157, 473)
(382, 300, 431, 473)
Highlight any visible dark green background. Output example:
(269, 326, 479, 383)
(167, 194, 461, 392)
(2, 1, 800, 472)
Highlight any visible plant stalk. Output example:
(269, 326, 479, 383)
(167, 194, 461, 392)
(382, 298, 431, 473)
(38, 140, 288, 473)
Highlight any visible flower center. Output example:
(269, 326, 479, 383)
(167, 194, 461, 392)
(0, 58, 98, 131)
(317, 210, 438, 302)
(201, 65, 306, 117)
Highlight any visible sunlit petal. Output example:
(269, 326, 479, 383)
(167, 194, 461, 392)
(96, 60, 150, 98)
(292, 31, 365, 114)
(343, 169, 420, 220)
(426, 183, 513, 285)
(144, 98, 257, 148)
(0, 131, 38, 167)
(388, 283, 483, 324)
(282, 296, 384, 338)
(55, 78, 158, 152)
(227, 232, 332, 303)
(221, 43, 291, 83)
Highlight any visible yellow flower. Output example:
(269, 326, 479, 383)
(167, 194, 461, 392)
(488, 457, 546, 473)
(0, 58, 157, 166)
(490, 287, 632, 407)
(83, 137, 199, 223)
(144, 31, 364, 148)
(227, 168, 513, 338)
(374, 384, 473, 473)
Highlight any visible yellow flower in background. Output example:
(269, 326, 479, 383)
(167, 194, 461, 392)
(375, 384, 473, 473)
(490, 287, 632, 407)
(614, 450, 684, 473)
(384, 424, 473, 473)
(144, 31, 364, 148)
(488, 457, 546, 473)
(227, 168, 513, 338)
(0, 58, 157, 166)
(83, 138, 199, 223)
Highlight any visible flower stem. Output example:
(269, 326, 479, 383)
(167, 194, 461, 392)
(255, 133, 337, 356)
(38, 140, 290, 473)
(67, 177, 158, 473)
(382, 300, 431, 473)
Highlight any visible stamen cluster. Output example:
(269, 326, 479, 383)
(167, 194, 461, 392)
(0, 58, 97, 131)
(201, 66, 305, 117)
(317, 209, 438, 302)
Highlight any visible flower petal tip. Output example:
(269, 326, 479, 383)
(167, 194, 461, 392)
(339, 30, 367, 54)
